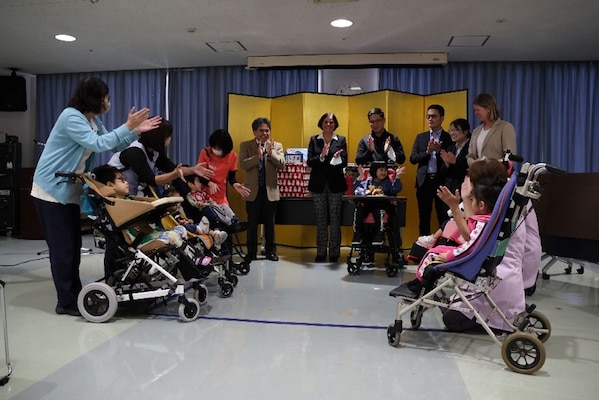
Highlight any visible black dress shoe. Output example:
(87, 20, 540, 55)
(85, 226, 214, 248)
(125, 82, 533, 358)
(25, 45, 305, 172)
(55, 304, 81, 317)
(314, 255, 327, 263)
(244, 254, 257, 262)
(265, 253, 279, 261)
(329, 256, 339, 263)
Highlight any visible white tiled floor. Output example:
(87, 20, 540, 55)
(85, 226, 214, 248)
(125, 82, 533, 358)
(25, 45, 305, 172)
(0, 235, 598, 399)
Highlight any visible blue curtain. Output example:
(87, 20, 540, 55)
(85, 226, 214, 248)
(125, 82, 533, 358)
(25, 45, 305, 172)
(36, 70, 166, 164)
(36, 62, 596, 173)
(380, 61, 599, 172)
(167, 66, 318, 166)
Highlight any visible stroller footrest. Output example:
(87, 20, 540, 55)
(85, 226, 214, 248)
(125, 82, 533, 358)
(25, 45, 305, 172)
(389, 282, 419, 299)
(226, 221, 249, 234)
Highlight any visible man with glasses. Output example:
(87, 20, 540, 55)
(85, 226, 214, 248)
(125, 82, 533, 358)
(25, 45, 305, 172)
(410, 104, 453, 236)
(355, 108, 405, 166)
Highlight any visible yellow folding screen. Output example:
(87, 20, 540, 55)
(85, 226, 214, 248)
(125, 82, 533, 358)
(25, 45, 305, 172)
(227, 89, 467, 248)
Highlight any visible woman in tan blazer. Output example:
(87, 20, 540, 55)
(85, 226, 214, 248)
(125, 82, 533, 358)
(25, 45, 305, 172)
(466, 93, 516, 166)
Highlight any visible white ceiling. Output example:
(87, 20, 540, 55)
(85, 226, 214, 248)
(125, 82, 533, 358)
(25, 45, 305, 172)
(1, 0, 598, 76)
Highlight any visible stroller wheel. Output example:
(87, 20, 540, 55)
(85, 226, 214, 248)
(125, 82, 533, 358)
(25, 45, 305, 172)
(526, 310, 552, 343)
(78, 282, 118, 323)
(387, 320, 403, 347)
(219, 282, 234, 297)
(386, 264, 398, 277)
(237, 261, 250, 275)
(410, 305, 424, 329)
(178, 298, 200, 322)
(228, 274, 239, 287)
(501, 333, 546, 374)
(193, 283, 209, 306)
(347, 260, 359, 276)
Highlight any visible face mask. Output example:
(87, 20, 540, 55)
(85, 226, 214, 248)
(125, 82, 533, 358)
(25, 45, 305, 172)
(101, 99, 111, 114)
(212, 149, 223, 157)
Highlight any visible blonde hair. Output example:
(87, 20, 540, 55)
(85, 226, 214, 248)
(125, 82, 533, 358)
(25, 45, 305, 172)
(473, 93, 500, 121)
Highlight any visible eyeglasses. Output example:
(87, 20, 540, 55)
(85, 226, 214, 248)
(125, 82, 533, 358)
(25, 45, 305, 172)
(426, 114, 440, 119)
(368, 119, 384, 124)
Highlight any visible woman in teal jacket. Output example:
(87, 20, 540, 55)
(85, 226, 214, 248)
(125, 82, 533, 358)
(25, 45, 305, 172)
(31, 77, 160, 316)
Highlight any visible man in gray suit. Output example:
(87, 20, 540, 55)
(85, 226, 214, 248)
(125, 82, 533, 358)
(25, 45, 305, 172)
(239, 118, 285, 261)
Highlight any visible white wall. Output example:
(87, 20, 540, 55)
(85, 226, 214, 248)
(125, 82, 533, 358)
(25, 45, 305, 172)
(0, 74, 36, 168)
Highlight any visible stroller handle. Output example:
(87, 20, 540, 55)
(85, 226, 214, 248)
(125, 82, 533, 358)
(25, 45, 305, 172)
(544, 164, 567, 175)
(54, 171, 82, 184)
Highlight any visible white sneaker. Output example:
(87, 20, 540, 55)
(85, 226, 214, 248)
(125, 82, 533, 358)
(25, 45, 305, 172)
(416, 234, 436, 249)
(213, 229, 228, 250)
(197, 216, 210, 234)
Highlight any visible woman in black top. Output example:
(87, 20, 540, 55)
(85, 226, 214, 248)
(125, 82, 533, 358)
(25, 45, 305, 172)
(440, 118, 471, 195)
(307, 112, 348, 263)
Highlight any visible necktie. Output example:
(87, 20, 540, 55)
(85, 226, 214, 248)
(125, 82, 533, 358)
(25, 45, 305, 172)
(258, 144, 266, 186)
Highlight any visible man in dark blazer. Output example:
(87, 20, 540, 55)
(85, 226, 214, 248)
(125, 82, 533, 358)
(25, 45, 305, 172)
(409, 104, 453, 236)
(239, 117, 285, 262)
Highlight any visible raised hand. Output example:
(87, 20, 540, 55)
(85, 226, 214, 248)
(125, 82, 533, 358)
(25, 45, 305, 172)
(384, 137, 391, 153)
(437, 185, 460, 209)
(135, 115, 162, 135)
(367, 135, 375, 152)
(439, 149, 456, 165)
(426, 139, 441, 154)
(193, 162, 214, 179)
(460, 176, 473, 201)
(125, 107, 150, 131)
(265, 140, 273, 155)
(321, 143, 330, 158)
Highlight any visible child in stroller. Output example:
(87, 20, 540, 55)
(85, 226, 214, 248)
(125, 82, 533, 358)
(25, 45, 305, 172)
(92, 166, 236, 301)
(67, 169, 204, 323)
(174, 175, 250, 275)
(162, 185, 228, 251)
(387, 158, 565, 374)
(346, 161, 405, 276)
(93, 165, 227, 258)
(407, 172, 506, 294)
(184, 173, 240, 227)
(351, 161, 404, 246)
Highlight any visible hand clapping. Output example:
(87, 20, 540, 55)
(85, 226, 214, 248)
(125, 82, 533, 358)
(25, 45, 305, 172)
(321, 143, 330, 159)
(367, 136, 375, 152)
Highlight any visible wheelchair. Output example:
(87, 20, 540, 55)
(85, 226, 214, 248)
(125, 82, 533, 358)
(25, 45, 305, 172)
(345, 195, 405, 277)
(386, 159, 566, 374)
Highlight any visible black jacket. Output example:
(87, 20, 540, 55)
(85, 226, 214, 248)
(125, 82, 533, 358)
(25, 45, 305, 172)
(307, 134, 348, 193)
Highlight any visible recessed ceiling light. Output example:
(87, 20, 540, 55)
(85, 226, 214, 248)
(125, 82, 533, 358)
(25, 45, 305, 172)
(331, 19, 353, 28)
(55, 34, 76, 42)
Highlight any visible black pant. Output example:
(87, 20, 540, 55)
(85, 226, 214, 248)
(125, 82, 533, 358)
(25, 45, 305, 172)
(416, 176, 450, 235)
(34, 198, 83, 309)
(245, 186, 278, 257)
(104, 240, 125, 280)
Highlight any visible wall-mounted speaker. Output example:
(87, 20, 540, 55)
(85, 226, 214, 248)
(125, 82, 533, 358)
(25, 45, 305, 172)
(0, 75, 27, 112)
